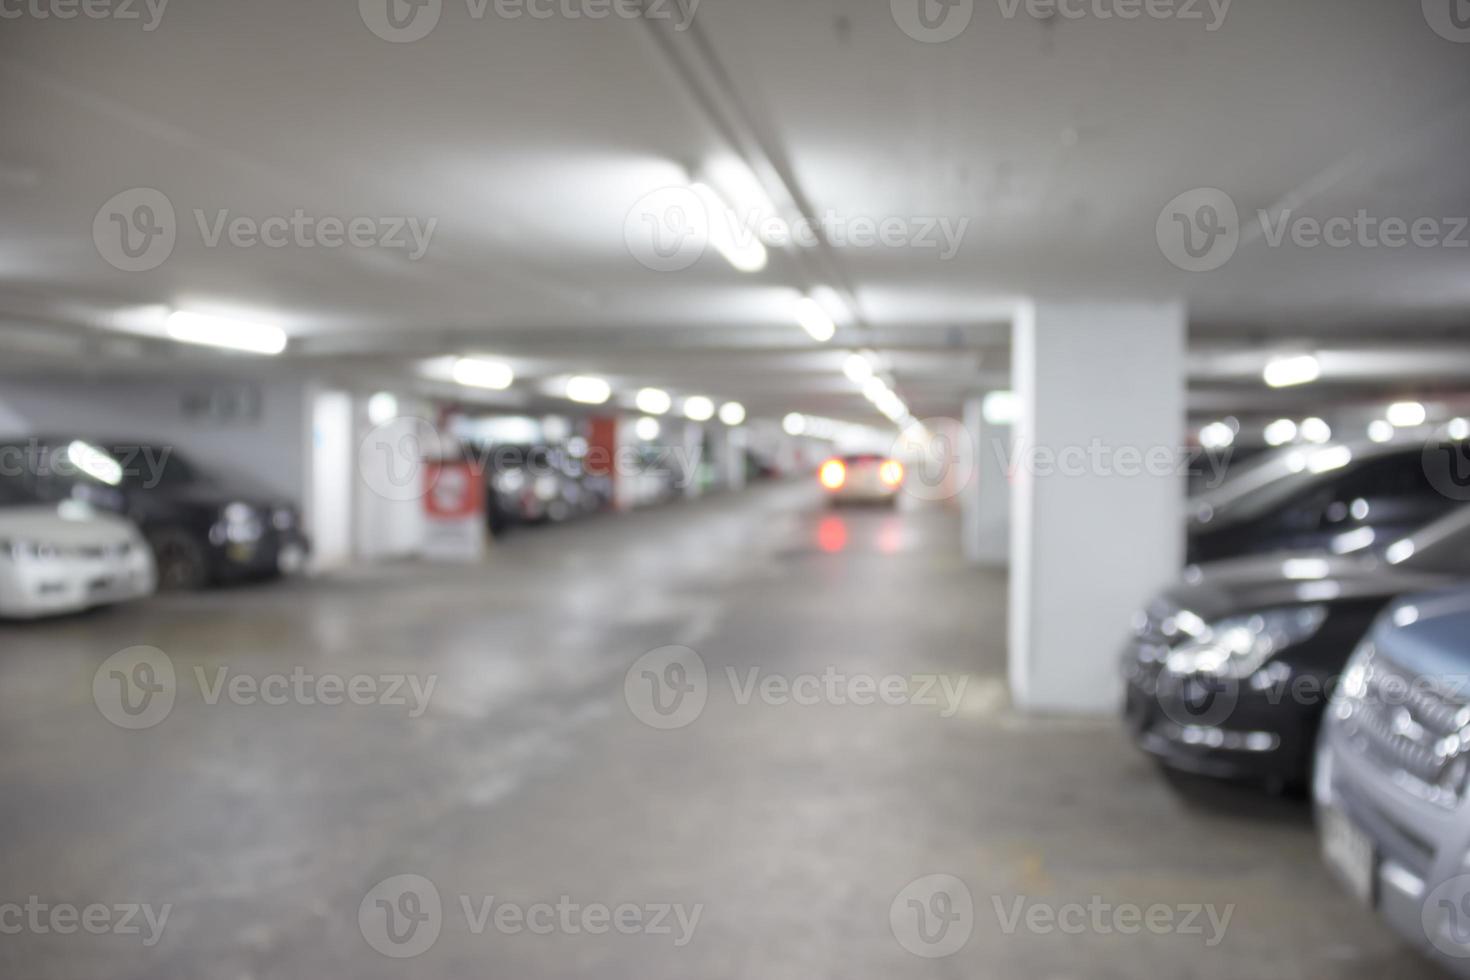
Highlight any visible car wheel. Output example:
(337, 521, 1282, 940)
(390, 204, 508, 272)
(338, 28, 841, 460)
(148, 527, 209, 591)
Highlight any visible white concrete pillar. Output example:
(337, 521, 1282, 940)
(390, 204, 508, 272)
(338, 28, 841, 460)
(962, 396, 1011, 567)
(1009, 301, 1187, 713)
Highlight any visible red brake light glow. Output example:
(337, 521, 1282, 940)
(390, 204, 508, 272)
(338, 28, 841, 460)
(818, 459, 846, 490)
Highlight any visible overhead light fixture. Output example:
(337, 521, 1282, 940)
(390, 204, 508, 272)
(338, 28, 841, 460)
(565, 375, 611, 405)
(367, 392, 399, 426)
(794, 295, 836, 343)
(982, 391, 1017, 426)
(1263, 418, 1298, 447)
(862, 376, 889, 402)
(634, 416, 661, 441)
(66, 440, 122, 486)
(1368, 419, 1395, 444)
(718, 401, 746, 426)
(682, 396, 715, 421)
(1263, 354, 1321, 388)
(165, 310, 287, 355)
(1199, 421, 1235, 449)
(452, 357, 514, 390)
(1449, 418, 1470, 441)
(689, 182, 767, 273)
(782, 412, 806, 436)
(635, 387, 672, 415)
(1299, 417, 1332, 444)
(700, 158, 781, 244)
(843, 352, 875, 384)
(1387, 401, 1427, 427)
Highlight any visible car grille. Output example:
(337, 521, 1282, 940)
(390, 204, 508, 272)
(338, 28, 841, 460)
(1335, 644, 1470, 809)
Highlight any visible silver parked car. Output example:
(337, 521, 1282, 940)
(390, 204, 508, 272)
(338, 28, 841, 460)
(1316, 588, 1470, 977)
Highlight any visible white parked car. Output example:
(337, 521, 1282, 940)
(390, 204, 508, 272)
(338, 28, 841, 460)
(0, 475, 156, 619)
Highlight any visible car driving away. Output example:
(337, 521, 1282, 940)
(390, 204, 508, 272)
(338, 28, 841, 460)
(819, 454, 904, 506)
(0, 470, 155, 620)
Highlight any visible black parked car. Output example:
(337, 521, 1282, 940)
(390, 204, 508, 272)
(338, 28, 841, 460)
(480, 443, 610, 535)
(1124, 505, 1470, 791)
(0, 437, 310, 590)
(1187, 439, 1461, 565)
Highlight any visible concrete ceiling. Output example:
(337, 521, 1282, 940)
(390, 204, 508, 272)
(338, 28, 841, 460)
(1, 0, 1467, 423)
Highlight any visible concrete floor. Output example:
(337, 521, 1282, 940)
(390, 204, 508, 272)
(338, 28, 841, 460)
(0, 482, 1447, 978)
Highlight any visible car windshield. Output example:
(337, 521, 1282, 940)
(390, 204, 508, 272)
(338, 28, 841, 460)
(1189, 441, 1414, 526)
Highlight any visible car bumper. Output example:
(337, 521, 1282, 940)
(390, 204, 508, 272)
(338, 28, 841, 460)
(0, 551, 156, 619)
(1315, 724, 1470, 977)
(1122, 651, 1318, 784)
(209, 530, 311, 579)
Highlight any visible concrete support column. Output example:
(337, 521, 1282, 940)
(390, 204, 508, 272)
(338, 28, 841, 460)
(1008, 301, 1187, 712)
(962, 396, 1011, 567)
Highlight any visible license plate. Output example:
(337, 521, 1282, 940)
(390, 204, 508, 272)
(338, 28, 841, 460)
(1321, 805, 1375, 905)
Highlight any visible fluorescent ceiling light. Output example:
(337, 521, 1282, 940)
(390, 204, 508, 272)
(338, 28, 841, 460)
(367, 392, 399, 425)
(782, 412, 806, 436)
(634, 416, 660, 441)
(700, 158, 780, 242)
(1387, 401, 1427, 427)
(682, 396, 714, 421)
(452, 357, 514, 390)
(565, 375, 611, 405)
(67, 441, 122, 486)
(843, 353, 874, 384)
(689, 182, 767, 273)
(1307, 446, 1353, 474)
(165, 310, 287, 355)
(635, 387, 672, 415)
(1299, 417, 1331, 444)
(862, 376, 889, 402)
(1282, 558, 1330, 581)
(982, 391, 1017, 426)
(794, 295, 836, 342)
(1450, 418, 1470, 441)
(1263, 418, 1298, 447)
(1199, 421, 1234, 450)
(1368, 419, 1395, 443)
(1263, 354, 1320, 388)
(718, 401, 746, 426)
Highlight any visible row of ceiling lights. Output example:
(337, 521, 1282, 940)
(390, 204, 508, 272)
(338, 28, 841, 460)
(1199, 402, 1469, 449)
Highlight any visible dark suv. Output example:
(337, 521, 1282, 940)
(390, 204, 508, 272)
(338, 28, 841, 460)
(1188, 439, 1462, 565)
(0, 437, 310, 590)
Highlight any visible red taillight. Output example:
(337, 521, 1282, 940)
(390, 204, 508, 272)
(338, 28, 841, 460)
(879, 459, 904, 487)
(819, 459, 847, 490)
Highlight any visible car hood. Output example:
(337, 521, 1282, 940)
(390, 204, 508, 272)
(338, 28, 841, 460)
(0, 503, 140, 547)
(1163, 552, 1459, 621)
(1371, 590, 1470, 679)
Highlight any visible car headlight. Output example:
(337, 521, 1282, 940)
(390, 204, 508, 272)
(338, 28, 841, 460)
(0, 538, 60, 561)
(534, 475, 559, 501)
(494, 471, 525, 493)
(213, 503, 263, 545)
(1165, 605, 1328, 679)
